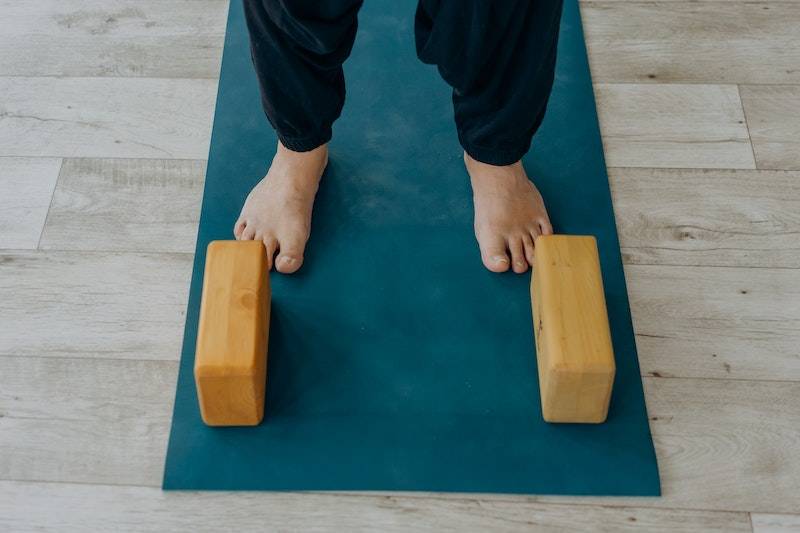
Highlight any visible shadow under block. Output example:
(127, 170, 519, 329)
(531, 235, 616, 423)
(194, 240, 270, 426)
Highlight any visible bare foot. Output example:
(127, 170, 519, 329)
(234, 141, 328, 273)
(465, 152, 553, 274)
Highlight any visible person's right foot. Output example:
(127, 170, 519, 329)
(234, 141, 327, 273)
(465, 152, 553, 274)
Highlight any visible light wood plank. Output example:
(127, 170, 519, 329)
(0, 480, 751, 532)
(0, 157, 62, 249)
(627, 264, 800, 381)
(646, 378, 800, 513)
(0, 77, 216, 159)
(0, 251, 191, 360)
(752, 514, 800, 533)
(4, 363, 798, 515)
(0, 356, 175, 486)
(609, 168, 800, 268)
(581, 2, 800, 84)
(740, 85, 800, 171)
(536, 377, 800, 513)
(39, 158, 204, 253)
(0, 0, 226, 78)
(596, 84, 755, 169)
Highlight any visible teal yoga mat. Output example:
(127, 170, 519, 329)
(163, 0, 660, 494)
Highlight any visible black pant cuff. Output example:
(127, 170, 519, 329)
(278, 129, 332, 152)
(459, 134, 531, 167)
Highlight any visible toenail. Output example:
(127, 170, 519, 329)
(280, 257, 296, 264)
(492, 255, 509, 263)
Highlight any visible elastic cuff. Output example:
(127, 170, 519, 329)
(459, 132, 531, 166)
(277, 128, 332, 153)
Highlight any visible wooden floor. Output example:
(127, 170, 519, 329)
(1, 1, 799, 531)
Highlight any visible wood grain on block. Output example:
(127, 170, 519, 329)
(531, 235, 615, 423)
(195, 240, 270, 426)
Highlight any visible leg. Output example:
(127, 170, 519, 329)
(415, 0, 563, 273)
(237, 0, 362, 273)
(245, 0, 362, 151)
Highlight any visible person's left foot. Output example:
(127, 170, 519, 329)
(465, 152, 553, 274)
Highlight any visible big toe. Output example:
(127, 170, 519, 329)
(275, 237, 306, 274)
(477, 232, 510, 273)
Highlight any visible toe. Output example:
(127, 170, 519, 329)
(233, 219, 246, 239)
(477, 233, 510, 273)
(529, 224, 542, 243)
(522, 234, 536, 266)
(538, 216, 554, 236)
(241, 225, 256, 240)
(263, 237, 278, 271)
(275, 237, 305, 274)
(275, 253, 304, 274)
(508, 237, 528, 274)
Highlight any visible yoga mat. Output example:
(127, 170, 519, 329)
(163, 0, 661, 495)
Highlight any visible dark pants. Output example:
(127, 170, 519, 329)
(243, 0, 563, 166)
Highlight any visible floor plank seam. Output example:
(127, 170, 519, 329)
(37, 155, 208, 165)
(737, 84, 761, 171)
(10, 74, 800, 88)
(23, 247, 800, 266)
(621, 261, 800, 271)
(0, 154, 211, 163)
(0, 248, 196, 258)
(5, 156, 798, 175)
(35, 158, 64, 251)
(606, 165, 800, 173)
(0, 353, 181, 364)
(622, 261, 800, 270)
(27, 247, 200, 256)
(0, 479, 755, 516)
(640, 374, 800, 385)
(0, 75, 222, 83)
(1, 353, 796, 385)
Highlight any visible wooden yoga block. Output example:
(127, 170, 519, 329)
(531, 235, 615, 423)
(195, 240, 270, 426)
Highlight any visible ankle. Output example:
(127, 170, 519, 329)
(272, 140, 328, 177)
(464, 151, 525, 188)
(259, 143, 325, 201)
